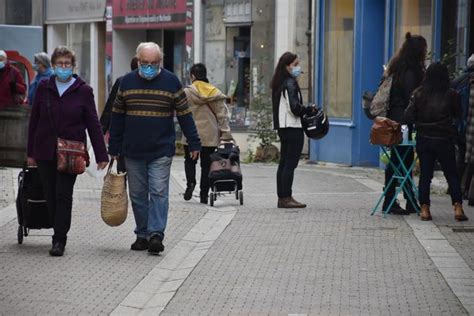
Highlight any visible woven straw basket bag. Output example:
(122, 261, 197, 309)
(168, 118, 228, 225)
(101, 159, 128, 226)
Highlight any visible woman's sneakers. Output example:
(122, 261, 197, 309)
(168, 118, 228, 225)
(383, 200, 410, 215)
(454, 203, 469, 222)
(49, 242, 65, 257)
(277, 197, 306, 208)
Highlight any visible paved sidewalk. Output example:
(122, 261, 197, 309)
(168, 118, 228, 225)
(0, 164, 208, 315)
(0, 160, 472, 315)
(163, 163, 469, 315)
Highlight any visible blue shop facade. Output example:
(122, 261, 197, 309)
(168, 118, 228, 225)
(310, 0, 474, 166)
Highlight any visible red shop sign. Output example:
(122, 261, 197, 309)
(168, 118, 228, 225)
(113, 0, 190, 29)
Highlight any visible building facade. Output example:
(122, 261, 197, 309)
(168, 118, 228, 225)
(310, 0, 474, 166)
(0, 0, 44, 71)
(110, 0, 193, 85)
(45, 0, 107, 111)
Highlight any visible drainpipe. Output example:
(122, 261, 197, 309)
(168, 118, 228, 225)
(306, 0, 313, 105)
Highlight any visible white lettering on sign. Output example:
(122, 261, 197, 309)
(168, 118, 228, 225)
(124, 14, 173, 24)
(68, 0, 103, 12)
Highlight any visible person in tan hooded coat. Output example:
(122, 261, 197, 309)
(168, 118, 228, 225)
(182, 63, 233, 204)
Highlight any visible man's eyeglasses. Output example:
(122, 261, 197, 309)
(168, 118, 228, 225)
(55, 62, 73, 68)
(140, 61, 160, 67)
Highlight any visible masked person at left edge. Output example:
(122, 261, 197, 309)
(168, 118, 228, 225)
(0, 49, 26, 109)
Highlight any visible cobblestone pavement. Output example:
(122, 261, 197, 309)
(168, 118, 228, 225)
(163, 163, 468, 315)
(0, 160, 472, 315)
(0, 167, 17, 209)
(0, 163, 208, 315)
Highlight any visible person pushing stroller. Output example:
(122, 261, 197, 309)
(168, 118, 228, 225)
(182, 63, 234, 204)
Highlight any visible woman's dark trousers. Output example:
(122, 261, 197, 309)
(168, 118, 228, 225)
(416, 137, 463, 205)
(277, 128, 304, 198)
(184, 146, 216, 198)
(37, 160, 77, 245)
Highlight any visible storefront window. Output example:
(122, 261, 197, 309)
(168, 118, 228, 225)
(323, 0, 354, 119)
(395, 0, 433, 51)
(68, 23, 91, 83)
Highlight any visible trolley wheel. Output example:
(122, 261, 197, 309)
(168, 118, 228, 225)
(23, 227, 28, 237)
(17, 225, 23, 244)
(235, 190, 239, 200)
(239, 191, 244, 205)
(209, 193, 214, 207)
(214, 193, 217, 201)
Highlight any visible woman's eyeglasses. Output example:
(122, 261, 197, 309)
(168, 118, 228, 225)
(55, 62, 73, 68)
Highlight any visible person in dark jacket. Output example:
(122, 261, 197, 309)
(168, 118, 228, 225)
(100, 57, 138, 171)
(0, 49, 27, 109)
(405, 62, 468, 222)
(27, 46, 109, 256)
(383, 32, 427, 215)
(100, 57, 138, 134)
(271, 52, 314, 208)
(28, 52, 54, 106)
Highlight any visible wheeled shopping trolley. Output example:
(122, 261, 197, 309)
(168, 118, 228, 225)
(16, 166, 51, 244)
(208, 144, 243, 207)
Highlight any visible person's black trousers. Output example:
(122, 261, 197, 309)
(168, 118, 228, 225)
(277, 128, 304, 198)
(416, 136, 462, 205)
(37, 160, 77, 245)
(384, 145, 416, 201)
(184, 146, 216, 198)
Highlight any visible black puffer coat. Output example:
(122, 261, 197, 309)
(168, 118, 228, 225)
(405, 88, 462, 139)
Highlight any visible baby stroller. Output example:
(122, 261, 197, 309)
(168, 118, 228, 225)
(16, 166, 51, 244)
(208, 143, 243, 206)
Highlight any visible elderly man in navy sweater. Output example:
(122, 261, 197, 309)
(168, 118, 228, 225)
(109, 42, 201, 255)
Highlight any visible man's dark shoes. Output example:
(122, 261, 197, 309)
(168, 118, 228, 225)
(383, 200, 410, 215)
(148, 235, 164, 255)
(131, 237, 149, 251)
(184, 183, 195, 201)
(49, 242, 65, 257)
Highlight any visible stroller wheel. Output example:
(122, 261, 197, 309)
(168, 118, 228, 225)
(235, 190, 239, 200)
(17, 225, 23, 244)
(210, 193, 214, 207)
(239, 191, 244, 205)
(23, 227, 29, 237)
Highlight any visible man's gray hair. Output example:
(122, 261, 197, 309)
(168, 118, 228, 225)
(136, 42, 163, 58)
(468, 54, 474, 67)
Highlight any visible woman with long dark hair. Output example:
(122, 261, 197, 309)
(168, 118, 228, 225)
(271, 52, 313, 208)
(383, 32, 427, 215)
(405, 62, 468, 221)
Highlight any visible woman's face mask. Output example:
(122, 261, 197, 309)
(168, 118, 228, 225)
(291, 65, 302, 78)
(54, 66, 73, 81)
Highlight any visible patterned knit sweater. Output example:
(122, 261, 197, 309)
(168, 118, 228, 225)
(108, 69, 201, 160)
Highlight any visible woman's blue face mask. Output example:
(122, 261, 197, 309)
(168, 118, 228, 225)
(55, 66, 73, 81)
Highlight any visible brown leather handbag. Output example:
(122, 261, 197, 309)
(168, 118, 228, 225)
(47, 89, 90, 174)
(370, 116, 402, 146)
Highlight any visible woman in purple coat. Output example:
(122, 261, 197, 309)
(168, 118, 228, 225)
(27, 46, 109, 256)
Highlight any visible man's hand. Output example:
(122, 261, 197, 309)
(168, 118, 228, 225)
(190, 151, 199, 160)
(97, 162, 108, 170)
(27, 157, 37, 167)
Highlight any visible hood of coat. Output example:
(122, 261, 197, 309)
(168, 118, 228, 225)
(45, 74, 87, 95)
(186, 80, 226, 105)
